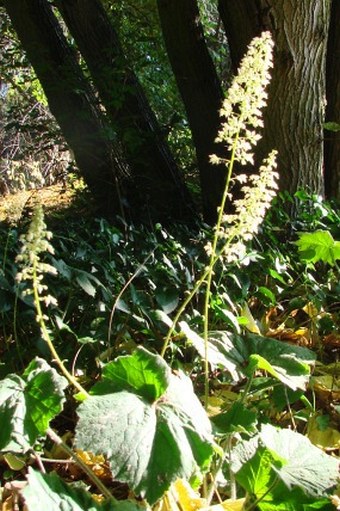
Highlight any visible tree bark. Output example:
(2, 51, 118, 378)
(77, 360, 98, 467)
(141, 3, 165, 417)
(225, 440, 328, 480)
(219, 0, 330, 199)
(218, 0, 261, 72)
(3, 0, 126, 216)
(157, 0, 226, 224)
(325, 0, 340, 202)
(55, 0, 194, 222)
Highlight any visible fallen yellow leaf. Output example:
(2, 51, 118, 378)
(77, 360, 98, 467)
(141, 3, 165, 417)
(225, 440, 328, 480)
(308, 416, 340, 451)
(201, 498, 245, 511)
(172, 479, 207, 510)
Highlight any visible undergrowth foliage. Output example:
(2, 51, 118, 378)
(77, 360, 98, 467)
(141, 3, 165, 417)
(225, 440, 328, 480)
(0, 32, 339, 510)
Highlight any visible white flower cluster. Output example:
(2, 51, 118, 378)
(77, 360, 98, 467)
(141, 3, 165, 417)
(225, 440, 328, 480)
(216, 150, 278, 261)
(16, 206, 58, 308)
(207, 32, 278, 262)
(211, 31, 274, 166)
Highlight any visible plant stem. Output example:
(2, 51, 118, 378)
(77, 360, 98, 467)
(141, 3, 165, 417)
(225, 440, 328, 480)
(47, 428, 116, 502)
(202, 132, 240, 409)
(160, 248, 222, 357)
(32, 261, 89, 397)
(243, 477, 279, 511)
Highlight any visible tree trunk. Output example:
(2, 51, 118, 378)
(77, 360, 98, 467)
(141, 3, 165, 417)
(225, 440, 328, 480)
(325, 0, 340, 202)
(157, 0, 226, 224)
(218, 0, 261, 72)
(55, 0, 194, 222)
(219, 0, 331, 199)
(3, 0, 127, 217)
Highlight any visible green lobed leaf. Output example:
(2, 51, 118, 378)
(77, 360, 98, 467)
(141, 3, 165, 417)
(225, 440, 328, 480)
(232, 424, 339, 507)
(295, 230, 340, 266)
(260, 424, 339, 497)
(23, 468, 144, 511)
(186, 330, 315, 390)
(93, 347, 170, 402)
(75, 350, 213, 505)
(234, 441, 284, 503)
(257, 483, 336, 511)
(0, 358, 67, 452)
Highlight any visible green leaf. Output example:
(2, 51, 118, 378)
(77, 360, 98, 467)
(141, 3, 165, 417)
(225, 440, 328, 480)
(212, 401, 257, 435)
(295, 231, 340, 266)
(234, 441, 284, 500)
(186, 330, 315, 390)
(256, 286, 277, 305)
(232, 425, 339, 510)
(155, 287, 179, 314)
(268, 268, 287, 285)
(0, 358, 67, 452)
(260, 424, 339, 497)
(75, 271, 97, 297)
(23, 468, 143, 511)
(255, 484, 335, 511)
(93, 347, 170, 402)
(75, 349, 213, 505)
(323, 121, 340, 132)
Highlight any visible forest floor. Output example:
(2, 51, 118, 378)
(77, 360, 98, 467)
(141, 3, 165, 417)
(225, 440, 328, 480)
(0, 181, 92, 226)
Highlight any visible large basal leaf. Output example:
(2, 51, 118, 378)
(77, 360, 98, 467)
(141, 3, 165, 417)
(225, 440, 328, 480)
(184, 328, 315, 390)
(75, 348, 214, 505)
(233, 440, 284, 503)
(0, 358, 67, 452)
(232, 424, 339, 508)
(259, 424, 339, 497)
(23, 468, 144, 511)
(93, 347, 170, 402)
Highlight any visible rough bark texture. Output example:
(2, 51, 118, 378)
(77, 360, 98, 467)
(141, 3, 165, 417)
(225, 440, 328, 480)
(157, 0, 226, 224)
(325, 0, 340, 201)
(3, 0, 126, 216)
(56, 0, 194, 222)
(219, 0, 330, 199)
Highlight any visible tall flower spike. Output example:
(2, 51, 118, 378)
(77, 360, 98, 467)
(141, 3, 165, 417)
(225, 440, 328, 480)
(211, 31, 274, 166)
(206, 31, 278, 262)
(16, 205, 58, 308)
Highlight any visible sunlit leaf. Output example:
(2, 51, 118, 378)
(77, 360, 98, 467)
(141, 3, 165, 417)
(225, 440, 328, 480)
(171, 479, 206, 510)
(0, 358, 67, 452)
(3, 453, 26, 471)
(240, 303, 261, 334)
(184, 329, 315, 389)
(76, 348, 214, 505)
(93, 347, 170, 402)
(295, 231, 340, 266)
(232, 425, 339, 510)
(260, 424, 339, 496)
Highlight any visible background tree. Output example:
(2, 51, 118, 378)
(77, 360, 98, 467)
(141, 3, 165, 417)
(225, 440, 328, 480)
(325, 0, 340, 201)
(219, 0, 331, 198)
(2, 0, 193, 222)
(1, 0, 339, 223)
